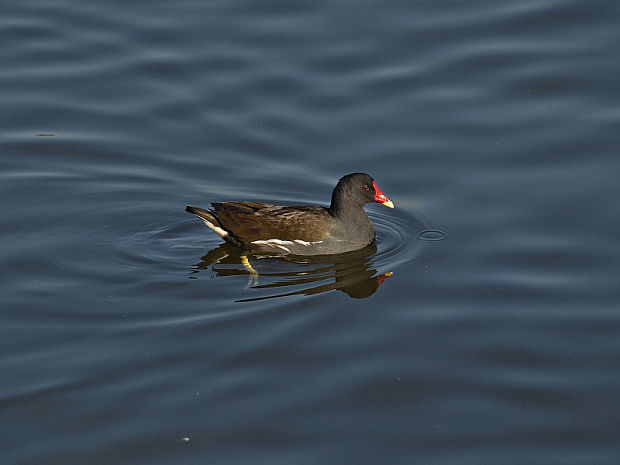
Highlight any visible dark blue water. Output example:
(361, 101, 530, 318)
(2, 1, 620, 464)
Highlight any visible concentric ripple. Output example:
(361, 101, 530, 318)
(369, 207, 435, 272)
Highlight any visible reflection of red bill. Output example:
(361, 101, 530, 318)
(373, 180, 394, 208)
(376, 271, 394, 288)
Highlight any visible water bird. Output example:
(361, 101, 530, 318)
(186, 173, 394, 255)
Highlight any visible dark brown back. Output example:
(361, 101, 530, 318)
(211, 202, 332, 244)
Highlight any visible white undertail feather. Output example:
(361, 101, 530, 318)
(201, 218, 228, 238)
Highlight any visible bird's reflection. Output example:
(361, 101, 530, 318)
(190, 242, 392, 301)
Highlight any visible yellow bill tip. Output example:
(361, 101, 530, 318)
(382, 200, 394, 208)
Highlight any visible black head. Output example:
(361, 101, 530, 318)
(330, 173, 394, 215)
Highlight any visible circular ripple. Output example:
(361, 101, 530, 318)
(368, 208, 431, 272)
(144, 205, 444, 301)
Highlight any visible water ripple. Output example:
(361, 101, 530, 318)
(151, 205, 434, 302)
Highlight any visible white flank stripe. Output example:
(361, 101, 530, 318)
(251, 238, 324, 253)
(251, 239, 292, 253)
(294, 239, 323, 245)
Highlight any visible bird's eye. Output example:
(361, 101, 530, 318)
(362, 185, 370, 191)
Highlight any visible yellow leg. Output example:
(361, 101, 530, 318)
(241, 254, 259, 287)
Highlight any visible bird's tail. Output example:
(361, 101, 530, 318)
(185, 205, 229, 239)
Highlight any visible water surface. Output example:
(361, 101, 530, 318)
(1, 0, 620, 464)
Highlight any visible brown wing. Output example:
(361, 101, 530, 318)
(210, 202, 332, 244)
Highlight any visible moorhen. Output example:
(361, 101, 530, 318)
(186, 173, 394, 255)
